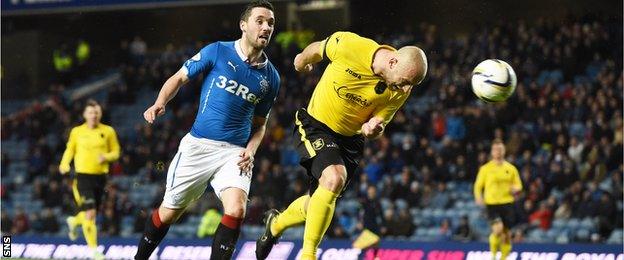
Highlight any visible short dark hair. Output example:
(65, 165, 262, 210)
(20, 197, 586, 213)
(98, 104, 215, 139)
(492, 138, 504, 145)
(240, 0, 274, 22)
(85, 99, 101, 109)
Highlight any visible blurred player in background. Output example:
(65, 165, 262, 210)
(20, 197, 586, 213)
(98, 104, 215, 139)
(134, 1, 280, 259)
(59, 99, 121, 260)
(474, 139, 523, 260)
(255, 31, 427, 260)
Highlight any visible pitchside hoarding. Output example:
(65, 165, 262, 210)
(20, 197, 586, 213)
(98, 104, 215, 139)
(3, 236, 622, 259)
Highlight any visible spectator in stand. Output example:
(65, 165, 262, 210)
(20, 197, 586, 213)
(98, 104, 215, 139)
(12, 207, 29, 234)
(439, 218, 453, 241)
(554, 200, 572, 220)
(359, 185, 383, 236)
(30, 213, 44, 233)
(197, 207, 222, 238)
(41, 208, 60, 234)
(453, 215, 474, 242)
(129, 36, 147, 65)
(529, 202, 553, 230)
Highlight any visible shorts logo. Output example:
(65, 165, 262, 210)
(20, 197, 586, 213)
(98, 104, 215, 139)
(239, 170, 252, 179)
(172, 194, 182, 203)
(312, 138, 325, 150)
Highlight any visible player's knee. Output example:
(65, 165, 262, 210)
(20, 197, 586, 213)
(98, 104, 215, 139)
(224, 204, 246, 218)
(84, 209, 96, 220)
(491, 221, 504, 234)
(221, 188, 248, 218)
(158, 206, 184, 224)
(320, 165, 346, 192)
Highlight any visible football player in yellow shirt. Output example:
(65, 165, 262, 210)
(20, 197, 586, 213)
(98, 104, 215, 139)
(474, 139, 523, 260)
(59, 100, 120, 260)
(255, 31, 427, 260)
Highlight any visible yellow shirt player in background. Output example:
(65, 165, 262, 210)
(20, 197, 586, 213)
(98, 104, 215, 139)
(59, 99, 120, 260)
(474, 139, 522, 260)
(255, 31, 428, 260)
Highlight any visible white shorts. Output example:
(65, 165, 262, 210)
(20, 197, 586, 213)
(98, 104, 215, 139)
(161, 133, 252, 209)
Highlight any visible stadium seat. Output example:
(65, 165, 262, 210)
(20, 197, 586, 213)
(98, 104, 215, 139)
(552, 219, 567, 229)
(528, 229, 547, 243)
(380, 198, 392, 211)
(122, 216, 134, 227)
(416, 228, 427, 237)
(579, 218, 596, 231)
(607, 229, 623, 244)
(567, 218, 581, 229)
(421, 208, 433, 219)
(281, 226, 304, 240)
(546, 228, 559, 240)
(556, 233, 570, 244)
(395, 199, 409, 210)
(410, 207, 420, 217)
(426, 227, 439, 238)
(575, 229, 591, 241)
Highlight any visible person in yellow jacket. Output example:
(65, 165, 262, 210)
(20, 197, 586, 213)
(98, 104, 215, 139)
(59, 99, 120, 260)
(474, 139, 522, 260)
(197, 208, 222, 238)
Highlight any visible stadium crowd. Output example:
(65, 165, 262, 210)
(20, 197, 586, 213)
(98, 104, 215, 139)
(1, 14, 622, 243)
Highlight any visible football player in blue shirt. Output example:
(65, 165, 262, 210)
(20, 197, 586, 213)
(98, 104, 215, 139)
(135, 1, 280, 259)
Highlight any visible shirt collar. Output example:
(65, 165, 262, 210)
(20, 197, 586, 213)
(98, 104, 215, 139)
(235, 40, 268, 69)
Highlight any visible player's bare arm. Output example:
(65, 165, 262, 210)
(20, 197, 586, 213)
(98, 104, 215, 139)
(238, 115, 267, 172)
(361, 116, 385, 139)
(294, 41, 323, 72)
(143, 69, 190, 124)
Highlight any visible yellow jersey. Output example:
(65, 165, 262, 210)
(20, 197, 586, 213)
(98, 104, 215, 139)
(307, 31, 410, 136)
(473, 160, 522, 205)
(60, 123, 120, 175)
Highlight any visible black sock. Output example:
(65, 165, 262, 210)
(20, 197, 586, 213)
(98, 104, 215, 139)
(135, 210, 170, 260)
(210, 214, 242, 260)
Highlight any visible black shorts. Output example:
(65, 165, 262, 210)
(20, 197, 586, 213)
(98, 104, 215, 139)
(486, 203, 515, 228)
(293, 108, 364, 195)
(72, 173, 107, 211)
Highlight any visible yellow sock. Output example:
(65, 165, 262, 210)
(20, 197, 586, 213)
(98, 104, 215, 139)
(271, 195, 309, 236)
(301, 186, 338, 260)
(489, 233, 500, 259)
(500, 240, 512, 259)
(82, 218, 98, 249)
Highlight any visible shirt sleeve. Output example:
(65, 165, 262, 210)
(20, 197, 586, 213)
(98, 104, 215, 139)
(181, 43, 219, 80)
(473, 166, 486, 200)
(319, 31, 356, 62)
(511, 165, 523, 191)
(103, 127, 121, 162)
(59, 128, 77, 170)
(254, 71, 281, 118)
(373, 92, 410, 125)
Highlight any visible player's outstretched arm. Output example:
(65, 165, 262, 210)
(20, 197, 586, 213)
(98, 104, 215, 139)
(294, 41, 323, 72)
(238, 116, 267, 172)
(473, 167, 485, 206)
(143, 69, 189, 124)
(59, 128, 77, 174)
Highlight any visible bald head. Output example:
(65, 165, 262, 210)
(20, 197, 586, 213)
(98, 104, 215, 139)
(396, 46, 428, 85)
